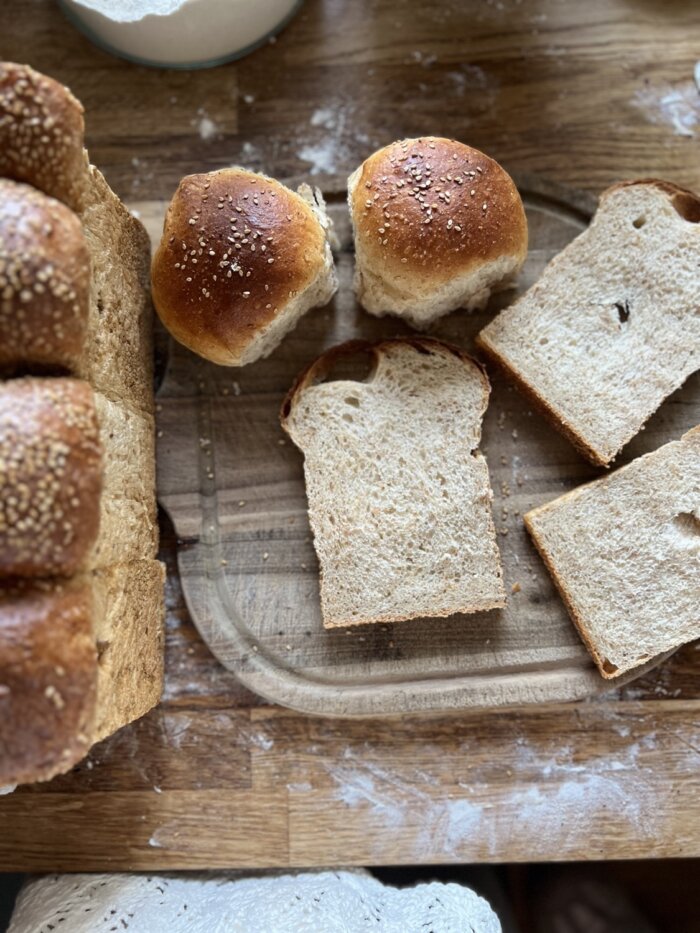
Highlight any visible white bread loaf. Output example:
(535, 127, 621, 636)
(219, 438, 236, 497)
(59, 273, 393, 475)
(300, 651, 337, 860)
(477, 179, 700, 466)
(282, 337, 505, 627)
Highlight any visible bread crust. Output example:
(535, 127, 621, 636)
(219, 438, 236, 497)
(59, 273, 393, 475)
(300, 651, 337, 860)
(349, 137, 527, 300)
(0, 378, 102, 578)
(281, 335, 491, 425)
(523, 511, 617, 677)
(0, 179, 90, 373)
(152, 168, 331, 365)
(0, 577, 97, 785)
(475, 331, 610, 467)
(0, 62, 88, 210)
(604, 177, 700, 219)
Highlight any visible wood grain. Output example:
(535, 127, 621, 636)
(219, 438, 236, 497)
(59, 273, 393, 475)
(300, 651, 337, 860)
(2, 0, 700, 202)
(2, 702, 700, 869)
(0, 0, 699, 868)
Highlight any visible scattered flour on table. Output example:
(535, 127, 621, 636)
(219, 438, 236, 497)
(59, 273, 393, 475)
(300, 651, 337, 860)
(192, 107, 219, 141)
(632, 81, 699, 137)
(326, 726, 699, 859)
(239, 140, 263, 165)
(297, 100, 371, 176)
(249, 731, 274, 751)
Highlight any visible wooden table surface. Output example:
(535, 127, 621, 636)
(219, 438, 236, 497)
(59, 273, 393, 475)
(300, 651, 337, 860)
(1, 0, 700, 869)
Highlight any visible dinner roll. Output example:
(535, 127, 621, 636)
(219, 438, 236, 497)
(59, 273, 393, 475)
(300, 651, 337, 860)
(152, 168, 337, 366)
(348, 137, 528, 328)
(0, 62, 88, 211)
(0, 378, 102, 578)
(0, 179, 90, 374)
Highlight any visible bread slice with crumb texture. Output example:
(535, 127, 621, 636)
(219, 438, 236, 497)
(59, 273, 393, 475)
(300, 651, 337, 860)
(281, 337, 506, 628)
(525, 425, 700, 678)
(477, 179, 700, 466)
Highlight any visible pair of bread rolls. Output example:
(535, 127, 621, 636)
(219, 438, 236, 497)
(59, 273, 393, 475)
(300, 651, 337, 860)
(152, 137, 527, 365)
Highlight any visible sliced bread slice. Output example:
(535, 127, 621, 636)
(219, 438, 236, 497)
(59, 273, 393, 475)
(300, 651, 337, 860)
(281, 337, 505, 628)
(525, 425, 700, 678)
(477, 180, 700, 466)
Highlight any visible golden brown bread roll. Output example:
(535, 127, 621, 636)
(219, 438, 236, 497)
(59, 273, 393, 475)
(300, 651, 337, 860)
(348, 137, 528, 328)
(0, 378, 102, 578)
(0, 179, 90, 374)
(0, 62, 88, 211)
(0, 577, 96, 786)
(152, 167, 337, 366)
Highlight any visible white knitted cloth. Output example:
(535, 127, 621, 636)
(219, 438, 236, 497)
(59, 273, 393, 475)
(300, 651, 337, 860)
(9, 870, 501, 932)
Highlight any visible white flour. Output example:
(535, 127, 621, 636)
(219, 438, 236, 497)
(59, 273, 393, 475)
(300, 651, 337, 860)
(297, 100, 372, 176)
(193, 108, 219, 141)
(324, 723, 696, 859)
(632, 81, 699, 137)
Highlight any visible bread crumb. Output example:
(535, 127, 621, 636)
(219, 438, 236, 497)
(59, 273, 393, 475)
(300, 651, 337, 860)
(238, 500, 246, 507)
(263, 552, 269, 561)
(220, 559, 228, 566)
(511, 582, 522, 594)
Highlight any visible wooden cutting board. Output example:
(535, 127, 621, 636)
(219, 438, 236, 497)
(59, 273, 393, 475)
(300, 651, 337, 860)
(150, 174, 686, 716)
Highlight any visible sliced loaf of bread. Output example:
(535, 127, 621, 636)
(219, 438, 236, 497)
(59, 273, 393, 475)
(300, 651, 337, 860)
(525, 425, 700, 678)
(477, 180, 700, 466)
(281, 338, 505, 627)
